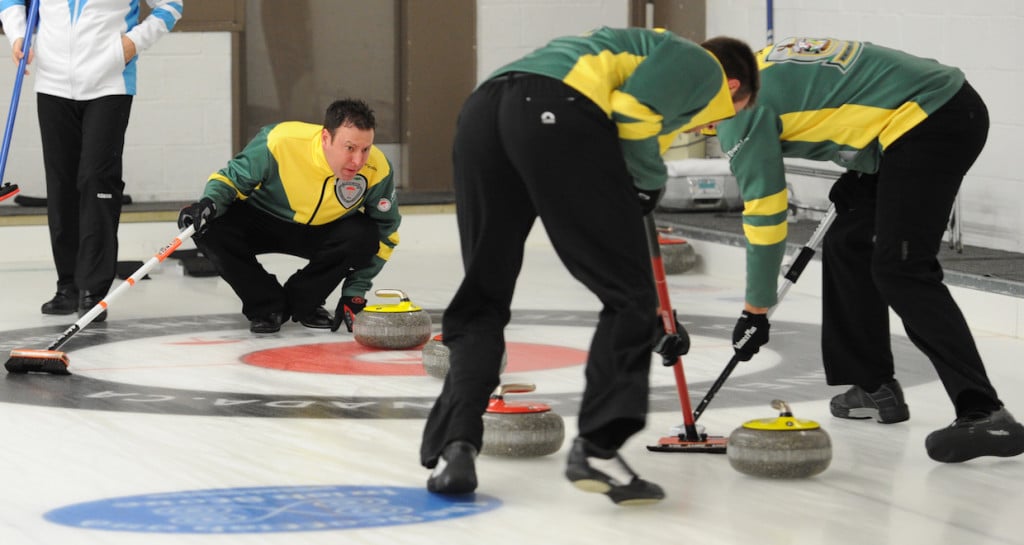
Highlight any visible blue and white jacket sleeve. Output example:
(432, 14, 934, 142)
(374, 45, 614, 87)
(127, 1, 183, 52)
(0, 1, 28, 45)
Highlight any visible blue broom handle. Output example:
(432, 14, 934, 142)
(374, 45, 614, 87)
(0, 0, 41, 183)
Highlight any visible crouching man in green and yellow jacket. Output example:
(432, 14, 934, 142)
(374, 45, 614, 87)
(178, 98, 401, 334)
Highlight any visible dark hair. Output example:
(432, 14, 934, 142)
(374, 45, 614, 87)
(323, 98, 376, 133)
(700, 36, 760, 106)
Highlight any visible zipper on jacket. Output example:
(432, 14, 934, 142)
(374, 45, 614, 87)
(306, 175, 333, 225)
(68, 0, 83, 92)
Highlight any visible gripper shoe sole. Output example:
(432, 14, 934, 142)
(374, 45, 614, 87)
(566, 437, 664, 505)
(568, 475, 665, 506)
(926, 408, 1024, 463)
(830, 381, 910, 424)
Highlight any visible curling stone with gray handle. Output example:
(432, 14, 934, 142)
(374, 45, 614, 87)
(727, 399, 832, 478)
(422, 334, 508, 379)
(353, 289, 432, 350)
(482, 383, 565, 457)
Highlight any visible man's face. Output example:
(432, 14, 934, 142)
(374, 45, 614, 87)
(322, 123, 374, 181)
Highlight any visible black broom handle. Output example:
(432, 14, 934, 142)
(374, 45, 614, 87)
(692, 204, 837, 423)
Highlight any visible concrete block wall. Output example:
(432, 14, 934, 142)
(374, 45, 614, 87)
(0, 32, 232, 203)
(2, 2, 1020, 255)
(476, 0, 630, 82)
(0, 0, 629, 205)
(707, 0, 1024, 253)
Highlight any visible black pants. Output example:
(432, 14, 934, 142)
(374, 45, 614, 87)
(420, 74, 659, 468)
(37, 93, 132, 295)
(195, 203, 379, 320)
(821, 82, 1002, 416)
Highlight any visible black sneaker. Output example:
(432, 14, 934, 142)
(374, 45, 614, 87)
(926, 408, 1024, 463)
(41, 287, 78, 315)
(250, 312, 285, 334)
(79, 290, 107, 323)
(565, 437, 664, 505)
(426, 440, 478, 494)
(830, 380, 910, 423)
(294, 306, 333, 329)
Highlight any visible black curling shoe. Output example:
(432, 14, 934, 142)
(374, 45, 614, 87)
(926, 408, 1024, 463)
(250, 312, 285, 334)
(427, 440, 478, 495)
(565, 437, 664, 505)
(41, 287, 78, 315)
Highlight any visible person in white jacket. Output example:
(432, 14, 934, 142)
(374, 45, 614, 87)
(0, 0, 183, 320)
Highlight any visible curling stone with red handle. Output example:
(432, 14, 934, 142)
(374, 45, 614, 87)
(659, 231, 697, 274)
(482, 383, 565, 457)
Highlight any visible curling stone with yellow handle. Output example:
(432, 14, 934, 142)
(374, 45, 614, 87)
(482, 383, 565, 457)
(421, 334, 508, 379)
(727, 399, 832, 478)
(353, 289, 433, 350)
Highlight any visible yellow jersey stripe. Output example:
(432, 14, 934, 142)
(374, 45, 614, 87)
(779, 102, 928, 150)
(209, 174, 248, 200)
(563, 50, 644, 116)
(742, 190, 788, 245)
(743, 189, 788, 217)
(677, 78, 736, 132)
(743, 222, 787, 246)
(612, 90, 664, 139)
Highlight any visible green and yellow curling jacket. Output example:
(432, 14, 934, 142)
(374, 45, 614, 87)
(715, 37, 964, 307)
(200, 121, 401, 297)
(493, 26, 737, 192)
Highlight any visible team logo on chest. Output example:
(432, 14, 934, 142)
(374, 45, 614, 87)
(335, 175, 367, 208)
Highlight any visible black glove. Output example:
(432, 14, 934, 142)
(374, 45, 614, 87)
(636, 186, 664, 215)
(732, 311, 770, 361)
(177, 198, 217, 236)
(331, 295, 366, 332)
(828, 171, 877, 215)
(653, 313, 691, 366)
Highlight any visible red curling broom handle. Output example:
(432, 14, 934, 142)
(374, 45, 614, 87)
(644, 214, 700, 439)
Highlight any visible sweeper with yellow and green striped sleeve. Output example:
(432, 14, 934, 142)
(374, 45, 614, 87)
(715, 37, 1024, 464)
(419, 27, 759, 504)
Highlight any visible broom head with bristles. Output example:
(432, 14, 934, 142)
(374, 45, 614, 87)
(5, 349, 71, 375)
(647, 434, 728, 453)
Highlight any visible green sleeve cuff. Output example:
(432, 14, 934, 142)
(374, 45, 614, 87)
(745, 242, 786, 308)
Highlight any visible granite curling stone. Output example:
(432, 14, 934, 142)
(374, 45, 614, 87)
(422, 334, 508, 379)
(659, 232, 697, 274)
(727, 399, 832, 478)
(353, 289, 433, 350)
(482, 383, 565, 457)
